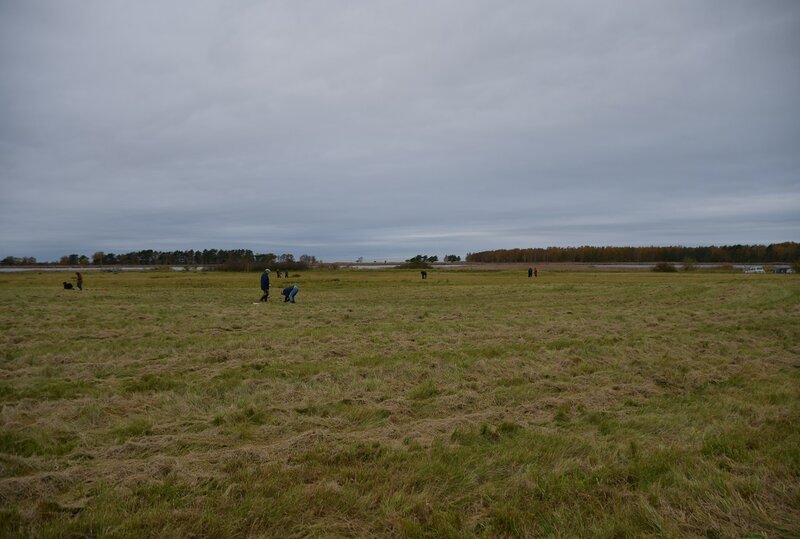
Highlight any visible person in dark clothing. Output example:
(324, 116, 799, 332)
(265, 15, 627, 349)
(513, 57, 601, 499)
(276, 270, 281, 278)
(534, 267, 538, 278)
(420, 271, 427, 279)
(528, 267, 533, 278)
(75, 272, 83, 290)
(259, 269, 271, 302)
(282, 285, 299, 303)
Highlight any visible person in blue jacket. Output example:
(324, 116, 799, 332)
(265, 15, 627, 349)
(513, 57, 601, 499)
(282, 285, 299, 303)
(259, 269, 271, 302)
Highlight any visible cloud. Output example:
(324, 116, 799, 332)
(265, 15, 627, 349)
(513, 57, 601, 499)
(1, 1, 798, 261)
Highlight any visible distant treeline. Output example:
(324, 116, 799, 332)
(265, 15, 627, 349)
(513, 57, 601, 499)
(466, 242, 799, 264)
(1, 250, 318, 270)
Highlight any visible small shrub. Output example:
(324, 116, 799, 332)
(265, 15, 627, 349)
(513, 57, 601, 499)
(397, 260, 432, 269)
(652, 262, 677, 272)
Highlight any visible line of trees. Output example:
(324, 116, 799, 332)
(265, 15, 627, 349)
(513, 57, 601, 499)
(1, 250, 319, 269)
(466, 242, 799, 264)
(406, 255, 438, 263)
(1, 256, 37, 265)
(6, 243, 797, 267)
(404, 255, 462, 263)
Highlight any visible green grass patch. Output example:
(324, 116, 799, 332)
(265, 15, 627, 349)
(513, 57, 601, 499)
(110, 417, 153, 441)
(0, 269, 798, 537)
(0, 430, 78, 457)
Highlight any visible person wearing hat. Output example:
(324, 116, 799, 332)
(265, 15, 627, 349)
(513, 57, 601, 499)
(259, 269, 271, 302)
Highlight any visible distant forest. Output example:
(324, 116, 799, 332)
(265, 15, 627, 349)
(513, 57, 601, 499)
(4, 243, 799, 267)
(466, 242, 799, 264)
(2, 249, 317, 269)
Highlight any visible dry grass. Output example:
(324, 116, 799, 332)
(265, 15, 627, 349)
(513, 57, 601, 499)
(0, 268, 798, 537)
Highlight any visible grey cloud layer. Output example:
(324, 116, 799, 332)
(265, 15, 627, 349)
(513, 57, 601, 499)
(1, 1, 798, 261)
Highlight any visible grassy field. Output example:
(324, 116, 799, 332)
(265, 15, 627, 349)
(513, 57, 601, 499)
(0, 268, 798, 538)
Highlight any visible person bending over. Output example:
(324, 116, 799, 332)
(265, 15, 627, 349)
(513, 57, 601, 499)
(282, 285, 299, 303)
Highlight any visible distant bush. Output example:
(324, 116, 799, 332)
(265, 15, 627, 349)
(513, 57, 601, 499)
(793, 260, 800, 273)
(652, 262, 677, 272)
(405, 255, 437, 264)
(213, 261, 253, 271)
(398, 260, 432, 269)
(682, 258, 696, 271)
(215, 260, 310, 272)
(273, 261, 310, 272)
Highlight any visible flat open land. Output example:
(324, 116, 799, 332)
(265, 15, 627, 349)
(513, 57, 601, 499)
(1, 269, 798, 537)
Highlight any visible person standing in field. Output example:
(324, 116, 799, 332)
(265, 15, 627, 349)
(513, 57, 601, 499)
(75, 272, 83, 290)
(528, 267, 533, 278)
(534, 267, 538, 278)
(259, 269, 271, 302)
(282, 285, 299, 303)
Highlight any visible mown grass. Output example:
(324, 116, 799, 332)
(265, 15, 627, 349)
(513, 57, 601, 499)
(0, 268, 798, 537)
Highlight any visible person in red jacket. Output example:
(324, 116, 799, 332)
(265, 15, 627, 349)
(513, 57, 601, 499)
(75, 272, 83, 290)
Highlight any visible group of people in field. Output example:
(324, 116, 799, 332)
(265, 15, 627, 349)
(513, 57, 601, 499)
(262, 267, 538, 303)
(259, 269, 299, 303)
(63, 267, 539, 303)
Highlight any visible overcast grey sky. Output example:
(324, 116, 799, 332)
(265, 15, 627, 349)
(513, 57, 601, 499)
(1, 1, 798, 262)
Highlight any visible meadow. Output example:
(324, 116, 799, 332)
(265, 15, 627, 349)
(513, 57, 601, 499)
(0, 268, 798, 538)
